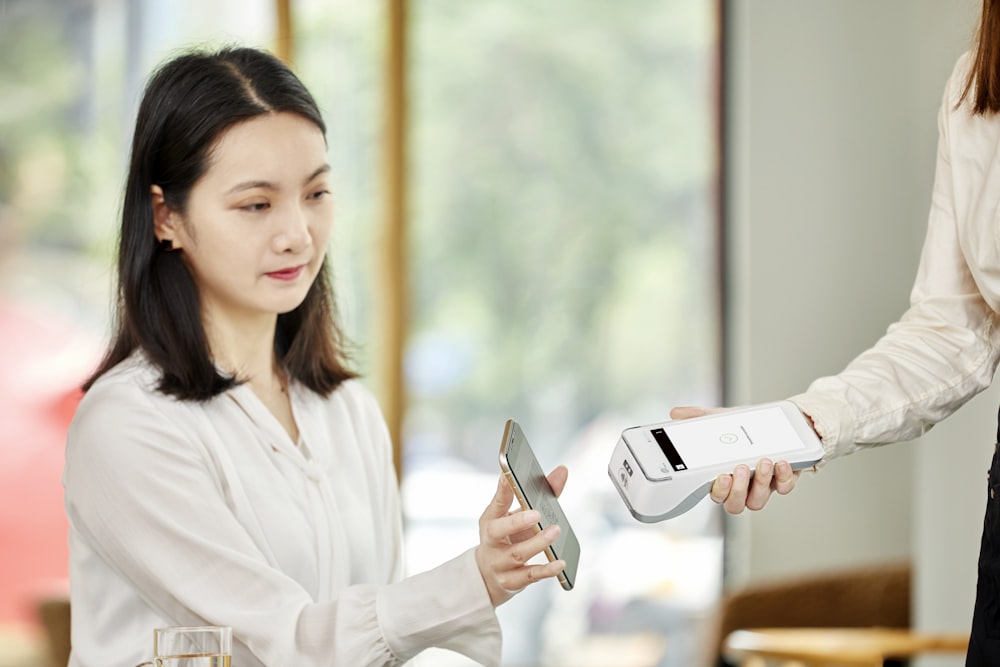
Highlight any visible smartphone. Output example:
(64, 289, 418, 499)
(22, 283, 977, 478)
(498, 419, 580, 591)
(610, 401, 824, 522)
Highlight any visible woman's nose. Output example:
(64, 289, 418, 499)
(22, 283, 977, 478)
(272, 203, 313, 253)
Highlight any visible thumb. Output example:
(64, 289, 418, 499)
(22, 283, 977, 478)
(670, 405, 732, 421)
(545, 465, 569, 498)
(669, 405, 708, 420)
(481, 475, 514, 521)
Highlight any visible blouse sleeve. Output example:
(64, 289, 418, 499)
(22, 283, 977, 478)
(65, 375, 500, 667)
(790, 53, 1000, 461)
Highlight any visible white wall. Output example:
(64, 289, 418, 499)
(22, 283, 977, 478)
(725, 1, 983, 664)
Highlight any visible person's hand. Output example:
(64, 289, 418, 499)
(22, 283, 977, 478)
(475, 466, 568, 607)
(669, 406, 801, 514)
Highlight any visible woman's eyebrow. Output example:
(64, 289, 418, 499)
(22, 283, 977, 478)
(225, 164, 330, 195)
(226, 179, 275, 195)
(304, 164, 331, 183)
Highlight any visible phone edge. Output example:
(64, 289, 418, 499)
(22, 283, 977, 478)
(498, 418, 576, 591)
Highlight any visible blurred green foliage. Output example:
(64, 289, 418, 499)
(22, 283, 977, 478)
(0, 3, 123, 257)
(0, 0, 719, 467)
(406, 0, 720, 464)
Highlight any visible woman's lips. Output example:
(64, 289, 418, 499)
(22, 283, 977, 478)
(266, 265, 305, 281)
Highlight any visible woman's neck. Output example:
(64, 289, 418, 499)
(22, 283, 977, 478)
(204, 311, 278, 383)
(205, 311, 300, 443)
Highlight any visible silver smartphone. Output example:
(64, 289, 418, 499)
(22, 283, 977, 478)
(498, 419, 580, 591)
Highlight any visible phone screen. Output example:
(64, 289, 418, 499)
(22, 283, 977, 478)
(655, 405, 806, 471)
(499, 420, 580, 590)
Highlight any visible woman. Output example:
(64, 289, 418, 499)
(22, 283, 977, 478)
(699, 1, 1000, 662)
(64, 46, 567, 667)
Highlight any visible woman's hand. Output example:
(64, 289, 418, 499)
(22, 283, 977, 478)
(475, 466, 568, 607)
(669, 406, 801, 514)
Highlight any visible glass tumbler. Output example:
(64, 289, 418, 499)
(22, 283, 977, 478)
(134, 625, 232, 667)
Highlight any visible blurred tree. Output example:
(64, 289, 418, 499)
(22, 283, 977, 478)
(407, 0, 719, 467)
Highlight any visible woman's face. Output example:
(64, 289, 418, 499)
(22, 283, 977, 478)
(160, 111, 333, 329)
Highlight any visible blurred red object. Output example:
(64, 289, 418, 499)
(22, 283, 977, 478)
(0, 297, 98, 626)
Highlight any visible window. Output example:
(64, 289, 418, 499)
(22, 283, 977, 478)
(0, 2, 722, 665)
(0, 0, 277, 641)
(403, 2, 723, 665)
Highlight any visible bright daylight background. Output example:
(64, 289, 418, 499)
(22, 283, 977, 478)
(0, 1, 722, 666)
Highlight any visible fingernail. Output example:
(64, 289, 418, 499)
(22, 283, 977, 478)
(760, 461, 773, 476)
(544, 524, 561, 537)
(718, 475, 732, 490)
(523, 510, 540, 525)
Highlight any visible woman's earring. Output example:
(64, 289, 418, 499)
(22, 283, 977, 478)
(159, 239, 174, 252)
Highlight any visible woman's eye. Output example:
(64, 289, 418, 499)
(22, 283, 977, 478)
(308, 189, 331, 201)
(241, 202, 269, 212)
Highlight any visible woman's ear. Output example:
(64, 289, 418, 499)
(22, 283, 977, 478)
(150, 184, 183, 250)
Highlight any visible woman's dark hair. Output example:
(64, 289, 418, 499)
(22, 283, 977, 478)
(962, 0, 1000, 114)
(84, 46, 356, 399)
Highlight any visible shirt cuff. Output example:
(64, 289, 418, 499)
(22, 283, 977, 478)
(788, 391, 856, 465)
(376, 547, 502, 666)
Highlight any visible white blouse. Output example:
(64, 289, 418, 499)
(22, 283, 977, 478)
(64, 354, 501, 667)
(791, 52, 1000, 459)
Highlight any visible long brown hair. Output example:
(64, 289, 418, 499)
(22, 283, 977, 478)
(84, 47, 356, 400)
(962, 0, 1000, 114)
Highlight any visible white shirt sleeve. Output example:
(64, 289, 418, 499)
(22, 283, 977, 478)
(790, 54, 1000, 461)
(64, 369, 501, 667)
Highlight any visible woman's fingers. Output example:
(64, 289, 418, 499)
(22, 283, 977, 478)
(710, 473, 733, 503)
(484, 508, 540, 544)
(774, 460, 800, 494)
(492, 525, 564, 592)
(477, 468, 571, 606)
(499, 556, 566, 593)
(505, 524, 560, 568)
(723, 465, 751, 514)
(476, 508, 566, 606)
(745, 459, 775, 511)
(711, 459, 799, 513)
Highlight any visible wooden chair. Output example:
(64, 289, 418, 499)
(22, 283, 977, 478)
(36, 596, 70, 667)
(722, 626, 968, 667)
(713, 561, 911, 667)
